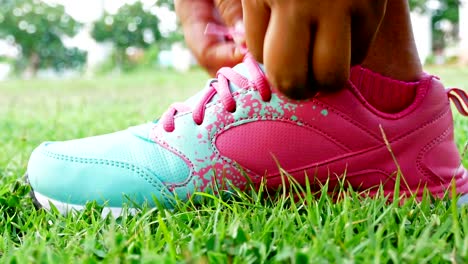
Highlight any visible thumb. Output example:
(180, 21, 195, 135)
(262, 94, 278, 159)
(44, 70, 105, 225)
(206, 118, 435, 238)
(214, 0, 243, 27)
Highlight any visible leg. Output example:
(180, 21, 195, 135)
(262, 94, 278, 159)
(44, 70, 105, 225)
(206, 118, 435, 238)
(350, 0, 426, 113)
(362, 0, 423, 81)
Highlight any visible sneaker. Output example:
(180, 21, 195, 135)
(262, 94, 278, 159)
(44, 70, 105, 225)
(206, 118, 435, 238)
(27, 54, 468, 215)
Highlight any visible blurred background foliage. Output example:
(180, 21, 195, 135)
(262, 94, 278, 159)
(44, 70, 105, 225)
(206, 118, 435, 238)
(91, 1, 161, 71)
(0, 0, 181, 77)
(0, 0, 465, 78)
(0, 0, 86, 75)
(411, 0, 461, 50)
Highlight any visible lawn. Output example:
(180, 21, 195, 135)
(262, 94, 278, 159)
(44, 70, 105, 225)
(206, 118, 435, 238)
(0, 66, 468, 263)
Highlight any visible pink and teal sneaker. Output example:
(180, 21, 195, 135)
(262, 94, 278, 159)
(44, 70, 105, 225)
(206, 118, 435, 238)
(27, 54, 468, 215)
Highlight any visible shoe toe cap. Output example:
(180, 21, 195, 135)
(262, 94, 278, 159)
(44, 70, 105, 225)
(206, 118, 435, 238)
(27, 131, 187, 208)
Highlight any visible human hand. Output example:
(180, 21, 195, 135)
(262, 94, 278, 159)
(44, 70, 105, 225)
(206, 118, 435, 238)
(242, 0, 388, 99)
(175, 0, 244, 76)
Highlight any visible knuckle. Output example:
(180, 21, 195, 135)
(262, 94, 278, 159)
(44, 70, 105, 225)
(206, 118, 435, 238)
(268, 71, 312, 98)
(216, 0, 243, 24)
(315, 72, 348, 93)
(196, 47, 215, 70)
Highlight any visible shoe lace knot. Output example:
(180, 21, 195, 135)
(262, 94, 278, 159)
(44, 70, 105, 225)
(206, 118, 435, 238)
(161, 25, 270, 132)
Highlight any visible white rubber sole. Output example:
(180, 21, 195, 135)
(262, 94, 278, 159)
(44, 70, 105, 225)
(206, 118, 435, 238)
(33, 191, 138, 218)
(33, 192, 468, 217)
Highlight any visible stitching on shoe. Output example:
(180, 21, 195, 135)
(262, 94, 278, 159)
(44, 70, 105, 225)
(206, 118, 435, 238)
(347, 74, 432, 120)
(312, 99, 382, 141)
(416, 125, 453, 186)
(153, 130, 249, 189)
(388, 108, 451, 192)
(216, 117, 352, 152)
(392, 106, 450, 143)
(40, 149, 168, 192)
(152, 138, 197, 187)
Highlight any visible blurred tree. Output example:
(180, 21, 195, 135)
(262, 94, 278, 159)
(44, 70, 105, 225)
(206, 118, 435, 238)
(157, 0, 174, 10)
(0, 0, 86, 76)
(410, 0, 429, 12)
(157, 0, 184, 47)
(409, 0, 460, 51)
(432, 0, 460, 50)
(91, 1, 162, 71)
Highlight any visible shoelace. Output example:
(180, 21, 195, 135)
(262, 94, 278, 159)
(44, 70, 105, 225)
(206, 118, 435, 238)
(161, 25, 270, 132)
(204, 23, 248, 54)
(447, 88, 468, 116)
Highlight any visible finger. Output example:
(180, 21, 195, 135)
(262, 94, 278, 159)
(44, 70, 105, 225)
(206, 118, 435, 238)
(175, 0, 220, 25)
(263, 5, 313, 99)
(312, 12, 351, 92)
(176, 0, 243, 76)
(204, 42, 244, 75)
(214, 0, 243, 26)
(242, 0, 270, 64)
(185, 21, 243, 76)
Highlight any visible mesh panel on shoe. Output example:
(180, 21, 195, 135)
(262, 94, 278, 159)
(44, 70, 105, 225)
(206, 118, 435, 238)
(44, 125, 190, 184)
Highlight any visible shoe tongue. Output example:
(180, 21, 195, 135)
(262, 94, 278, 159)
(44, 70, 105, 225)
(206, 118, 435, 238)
(184, 62, 260, 106)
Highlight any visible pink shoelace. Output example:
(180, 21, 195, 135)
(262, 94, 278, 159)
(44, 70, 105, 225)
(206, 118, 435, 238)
(447, 88, 468, 116)
(161, 25, 270, 132)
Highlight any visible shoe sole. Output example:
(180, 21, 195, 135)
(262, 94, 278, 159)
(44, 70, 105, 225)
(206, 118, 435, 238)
(26, 173, 137, 217)
(26, 173, 468, 213)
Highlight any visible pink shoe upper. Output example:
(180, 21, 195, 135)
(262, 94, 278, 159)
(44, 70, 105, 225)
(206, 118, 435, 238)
(26, 24, 468, 209)
(150, 54, 468, 199)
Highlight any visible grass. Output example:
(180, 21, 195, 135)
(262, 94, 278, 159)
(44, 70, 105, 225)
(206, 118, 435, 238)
(0, 66, 468, 263)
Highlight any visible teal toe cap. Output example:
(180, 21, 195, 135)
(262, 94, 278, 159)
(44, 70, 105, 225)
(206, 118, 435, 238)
(27, 127, 190, 208)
